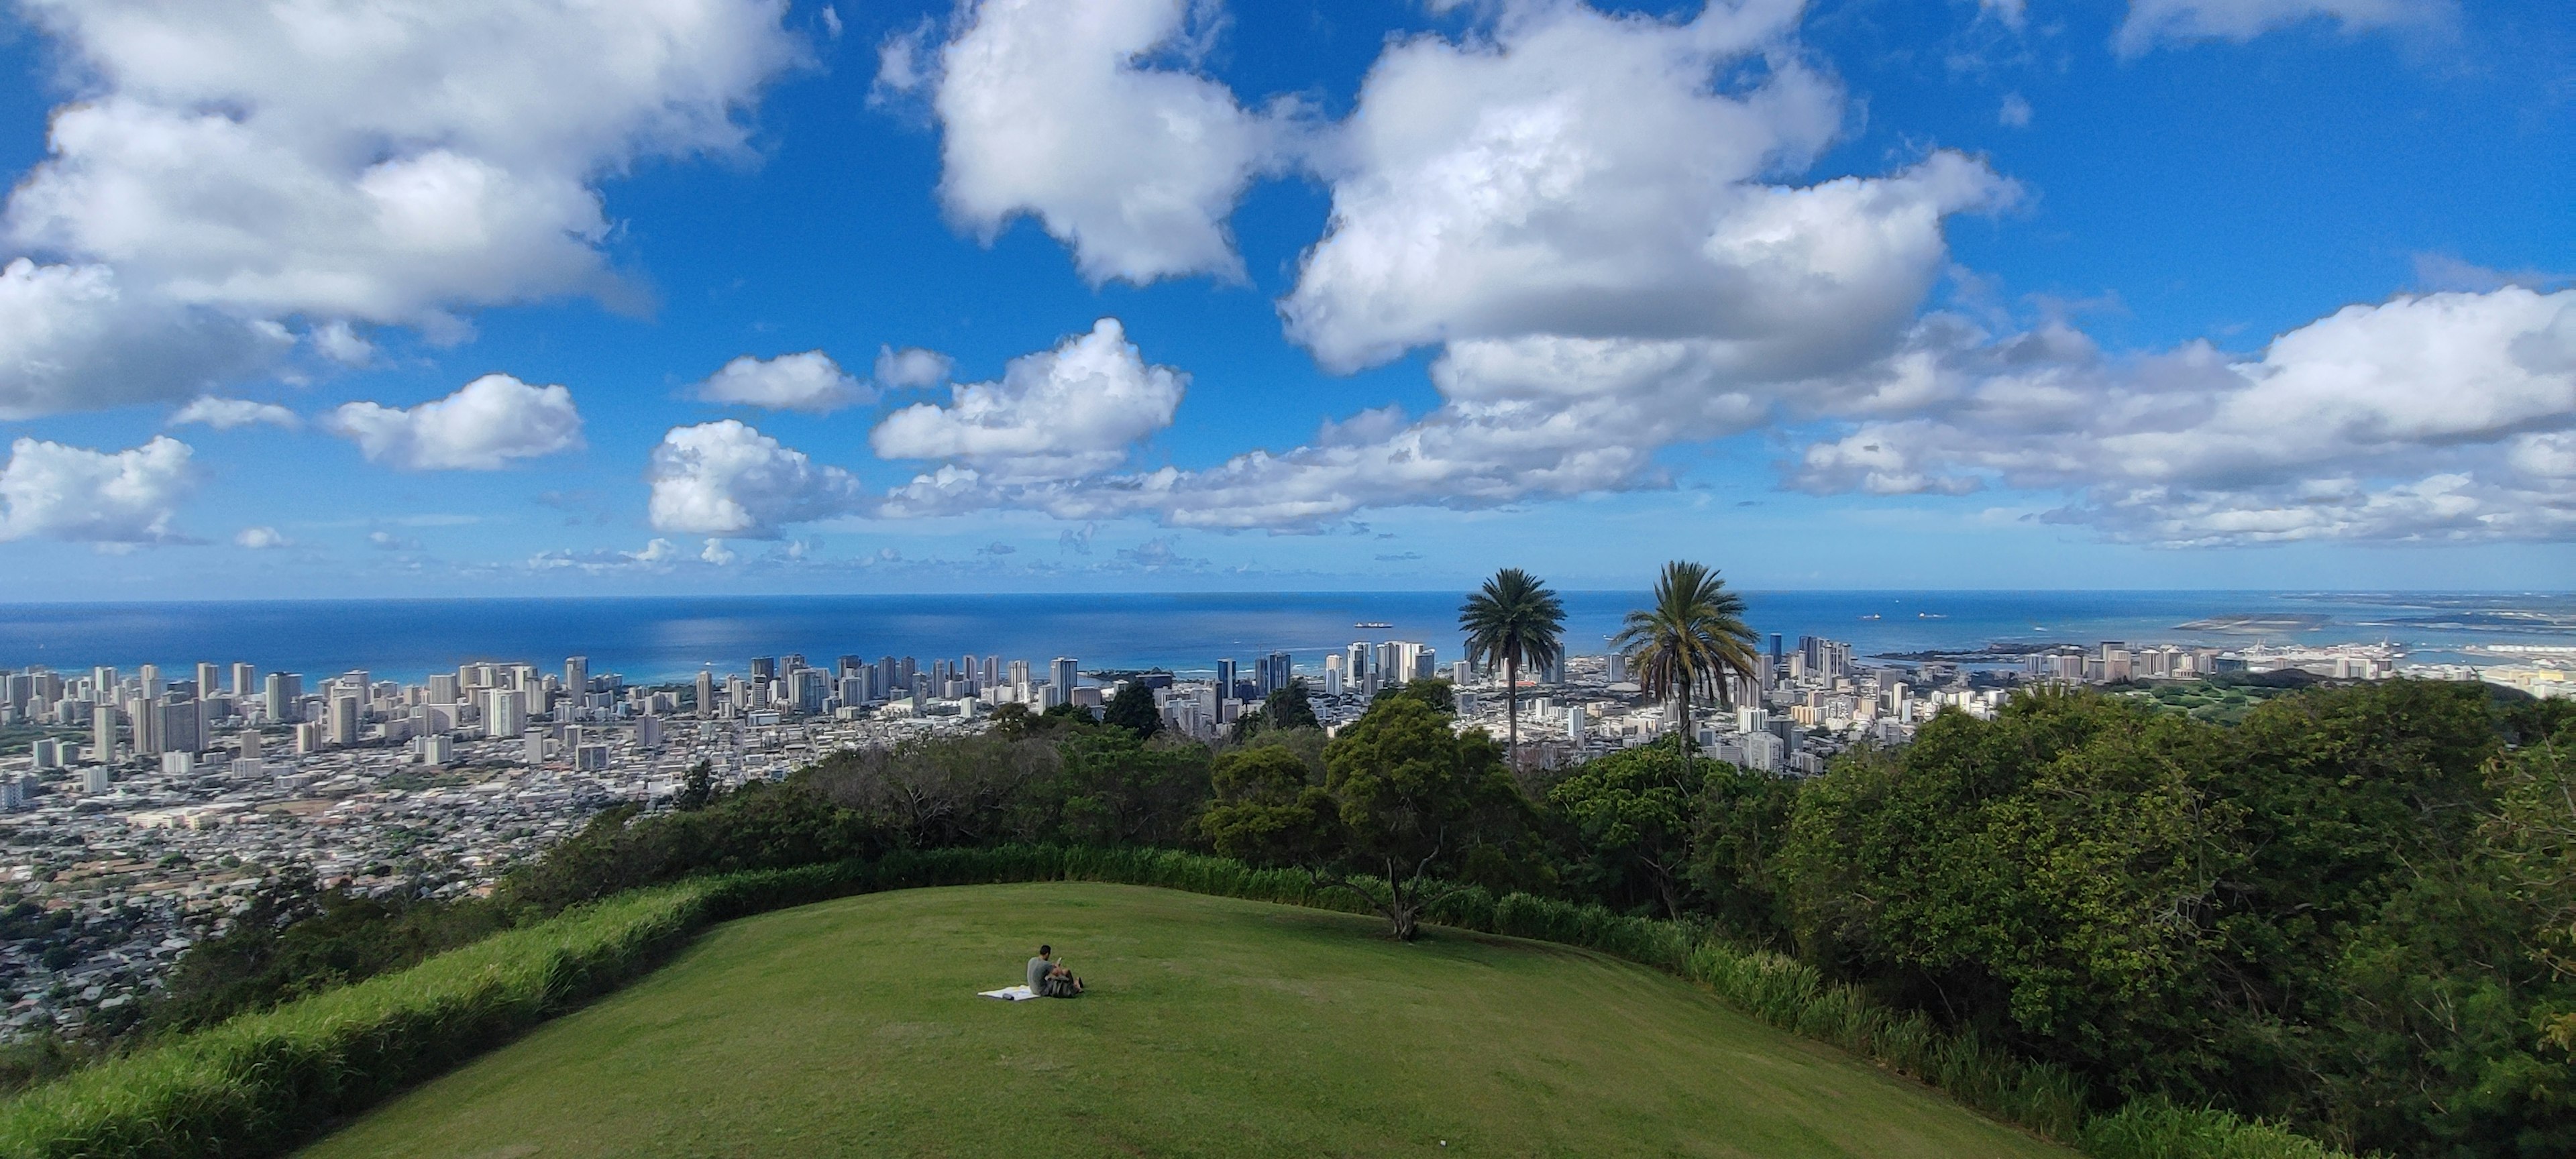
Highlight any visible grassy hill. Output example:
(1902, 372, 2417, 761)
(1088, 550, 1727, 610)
(298, 883, 2074, 1158)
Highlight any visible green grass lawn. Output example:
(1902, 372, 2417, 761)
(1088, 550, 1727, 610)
(299, 883, 2074, 1158)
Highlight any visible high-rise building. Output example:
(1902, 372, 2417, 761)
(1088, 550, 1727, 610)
(750, 657, 776, 681)
(328, 696, 362, 747)
(565, 657, 589, 698)
(1258, 651, 1293, 697)
(131, 698, 164, 756)
(695, 671, 716, 715)
(1322, 654, 1345, 697)
(982, 655, 1001, 685)
(91, 666, 116, 702)
(195, 663, 221, 704)
(1450, 660, 1472, 687)
(92, 702, 119, 761)
(161, 698, 204, 755)
(139, 664, 163, 698)
(484, 689, 525, 738)
(264, 672, 301, 722)
(1215, 659, 1238, 699)
(523, 730, 547, 765)
(230, 662, 257, 697)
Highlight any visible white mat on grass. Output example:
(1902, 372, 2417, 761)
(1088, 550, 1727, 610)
(979, 985, 1038, 1001)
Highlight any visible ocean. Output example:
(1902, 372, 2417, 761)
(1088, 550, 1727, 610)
(1, 591, 2569, 684)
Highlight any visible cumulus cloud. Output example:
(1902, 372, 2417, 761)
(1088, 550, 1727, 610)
(691, 350, 871, 412)
(2114, 0, 2449, 56)
(1786, 288, 2576, 544)
(171, 396, 300, 431)
(701, 538, 739, 565)
(872, 317, 1184, 487)
(906, 0, 1301, 284)
(0, 260, 292, 419)
(0, 0, 802, 415)
(0, 435, 195, 545)
(647, 420, 863, 537)
(324, 374, 584, 470)
(887, 1, 2007, 531)
(234, 525, 288, 549)
(875, 345, 955, 389)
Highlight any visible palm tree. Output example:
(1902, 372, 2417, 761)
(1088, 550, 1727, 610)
(1457, 567, 1566, 765)
(1611, 561, 1760, 779)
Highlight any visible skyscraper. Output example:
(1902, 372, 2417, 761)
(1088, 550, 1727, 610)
(230, 662, 257, 697)
(328, 696, 361, 747)
(751, 657, 776, 681)
(264, 672, 302, 724)
(1216, 659, 1238, 700)
(564, 657, 588, 699)
(482, 689, 525, 739)
(92, 702, 119, 762)
(695, 671, 716, 716)
(1050, 658, 1079, 708)
(195, 663, 221, 703)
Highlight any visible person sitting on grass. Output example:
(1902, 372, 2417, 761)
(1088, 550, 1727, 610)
(1026, 944, 1083, 997)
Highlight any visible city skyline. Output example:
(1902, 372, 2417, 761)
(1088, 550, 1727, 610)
(0, 0, 2569, 598)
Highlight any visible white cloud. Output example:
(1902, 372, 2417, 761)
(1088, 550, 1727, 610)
(647, 420, 862, 537)
(691, 350, 871, 412)
(2114, 0, 2449, 56)
(0, 0, 802, 415)
(701, 538, 739, 565)
(0, 259, 291, 419)
(234, 525, 288, 549)
(171, 396, 301, 431)
(910, 0, 1299, 284)
(1786, 288, 2576, 544)
(0, 435, 195, 545)
(871, 318, 1183, 484)
(324, 374, 584, 470)
(907, 2, 2007, 531)
(1281, 0, 1894, 372)
(310, 321, 374, 366)
(874, 345, 955, 389)
(1998, 93, 2033, 128)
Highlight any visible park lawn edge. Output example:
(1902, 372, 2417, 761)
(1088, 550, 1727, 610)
(0, 845, 2347, 1159)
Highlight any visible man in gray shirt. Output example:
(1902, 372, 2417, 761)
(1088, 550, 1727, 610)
(1026, 945, 1055, 993)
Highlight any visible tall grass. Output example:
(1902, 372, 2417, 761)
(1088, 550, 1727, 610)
(0, 846, 2351, 1159)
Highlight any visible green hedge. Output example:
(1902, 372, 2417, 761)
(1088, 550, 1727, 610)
(0, 884, 713, 1158)
(0, 845, 2349, 1159)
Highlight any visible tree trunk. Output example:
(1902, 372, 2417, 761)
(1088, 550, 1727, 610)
(1505, 654, 1520, 767)
(1676, 675, 1693, 786)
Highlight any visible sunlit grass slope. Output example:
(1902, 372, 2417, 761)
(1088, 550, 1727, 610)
(301, 882, 2073, 1158)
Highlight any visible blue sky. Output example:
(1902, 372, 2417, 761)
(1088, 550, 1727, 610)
(0, 0, 2569, 598)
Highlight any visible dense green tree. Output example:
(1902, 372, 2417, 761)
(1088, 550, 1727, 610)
(675, 759, 714, 811)
(1044, 729, 1211, 847)
(1778, 690, 2239, 1091)
(1228, 679, 1322, 743)
(1611, 561, 1759, 777)
(1459, 567, 1566, 765)
(1686, 759, 1801, 946)
(1102, 680, 1163, 739)
(1208, 694, 1519, 939)
(1368, 677, 1456, 714)
(1547, 742, 1704, 918)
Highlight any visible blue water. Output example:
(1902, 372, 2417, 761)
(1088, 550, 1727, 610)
(0, 592, 2569, 683)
